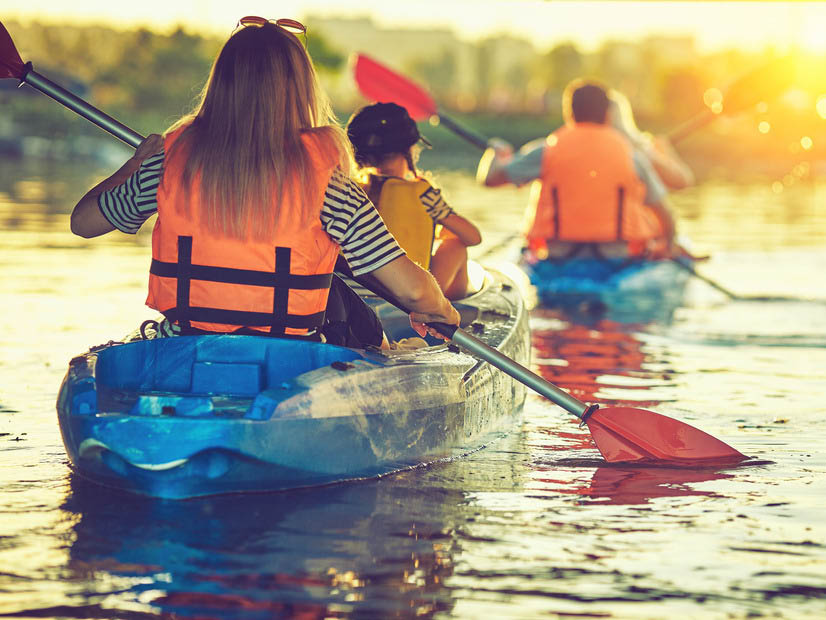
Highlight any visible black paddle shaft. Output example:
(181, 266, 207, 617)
(20, 63, 145, 148)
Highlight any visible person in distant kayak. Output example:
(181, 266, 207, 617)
(477, 78, 676, 260)
(69, 16, 459, 345)
(607, 89, 694, 191)
(346, 102, 482, 300)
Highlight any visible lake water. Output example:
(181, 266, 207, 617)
(2, 156, 826, 619)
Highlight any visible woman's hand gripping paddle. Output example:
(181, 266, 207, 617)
(353, 53, 490, 150)
(347, 268, 746, 466)
(0, 20, 144, 147)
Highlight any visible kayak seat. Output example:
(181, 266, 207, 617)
(95, 335, 365, 406)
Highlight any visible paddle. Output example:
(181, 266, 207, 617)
(341, 264, 746, 465)
(355, 52, 793, 150)
(0, 21, 143, 148)
(670, 255, 809, 303)
(353, 53, 489, 150)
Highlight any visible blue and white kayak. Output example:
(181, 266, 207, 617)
(56, 266, 529, 499)
(520, 254, 692, 322)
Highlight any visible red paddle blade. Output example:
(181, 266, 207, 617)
(585, 406, 746, 465)
(352, 53, 437, 120)
(0, 21, 26, 79)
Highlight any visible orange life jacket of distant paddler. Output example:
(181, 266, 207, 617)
(146, 126, 340, 337)
(525, 123, 663, 255)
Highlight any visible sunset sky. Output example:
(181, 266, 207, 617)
(5, 1, 826, 53)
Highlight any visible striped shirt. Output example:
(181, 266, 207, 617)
(418, 183, 453, 222)
(97, 151, 406, 276)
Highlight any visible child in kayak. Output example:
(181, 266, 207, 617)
(346, 102, 482, 300)
(69, 16, 459, 344)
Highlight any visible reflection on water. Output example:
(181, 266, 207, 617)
(2, 157, 826, 618)
(58, 476, 463, 618)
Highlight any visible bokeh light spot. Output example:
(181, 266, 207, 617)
(704, 88, 723, 109)
(816, 95, 826, 119)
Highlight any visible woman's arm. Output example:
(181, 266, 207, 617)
(645, 136, 695, 190)
(367, 256, 460, 337)
(70, 134, 164, 238)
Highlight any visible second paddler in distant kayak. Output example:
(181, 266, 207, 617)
(347, 102, 482, 300)
(476, 78, 678, 262)
(607, 88, 695, 192)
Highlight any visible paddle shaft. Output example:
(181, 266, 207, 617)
(671, 256, 741, 299)
(20, 63, 144, 148)
(445, 324, 590, 418)
(346, 269, 590, 419)
(434, 113, 489, 150)
(671, 256, 808, 303)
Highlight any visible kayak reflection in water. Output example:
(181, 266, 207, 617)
(476, 78, 678, 262)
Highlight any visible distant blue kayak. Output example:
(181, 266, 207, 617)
(520, 254, 692, 322)
(56, 267, 529, 499)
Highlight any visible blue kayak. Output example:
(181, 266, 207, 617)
(56, 266, 529, 499)
(520, 254, 692, 322)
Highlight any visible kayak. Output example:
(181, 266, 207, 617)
(520, 253, 692, 322)
(56, 265, 530, 499)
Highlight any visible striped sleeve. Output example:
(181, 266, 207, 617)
(418, 183, 453, 222)
(97, 151, 164, 233)
(320, 168, 405, 276)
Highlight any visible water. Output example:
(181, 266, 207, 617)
(2, 157, 826, 618)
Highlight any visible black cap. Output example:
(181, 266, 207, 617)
(346, 102, 431, 162)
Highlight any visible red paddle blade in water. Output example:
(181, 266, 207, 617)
(353, 53, 437, 120)
(585, 406, 747, 464)
(0, 21, 26, 80)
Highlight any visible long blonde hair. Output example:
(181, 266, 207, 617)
(166, 22, 353, 240)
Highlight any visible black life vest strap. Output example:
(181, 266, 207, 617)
(616, 185, 625, 241)
(175, 324, 322, 341)
(551, 185, 560, 240)
(152, 236, 332, 333)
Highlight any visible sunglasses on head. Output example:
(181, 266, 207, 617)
(236, 16, 307, 42)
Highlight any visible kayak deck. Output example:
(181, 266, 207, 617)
(521, 255, 692, 322)
(56, 267, 530, 499)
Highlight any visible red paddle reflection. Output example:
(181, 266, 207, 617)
(536, 465, 734, 505)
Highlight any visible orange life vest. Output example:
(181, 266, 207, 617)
(525, 123, 662, 255)
(146, 126, 340, 337)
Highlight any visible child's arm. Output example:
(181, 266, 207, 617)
(439, 212, 482, 247)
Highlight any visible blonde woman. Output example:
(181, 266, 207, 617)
(70, 16, 459, 344)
